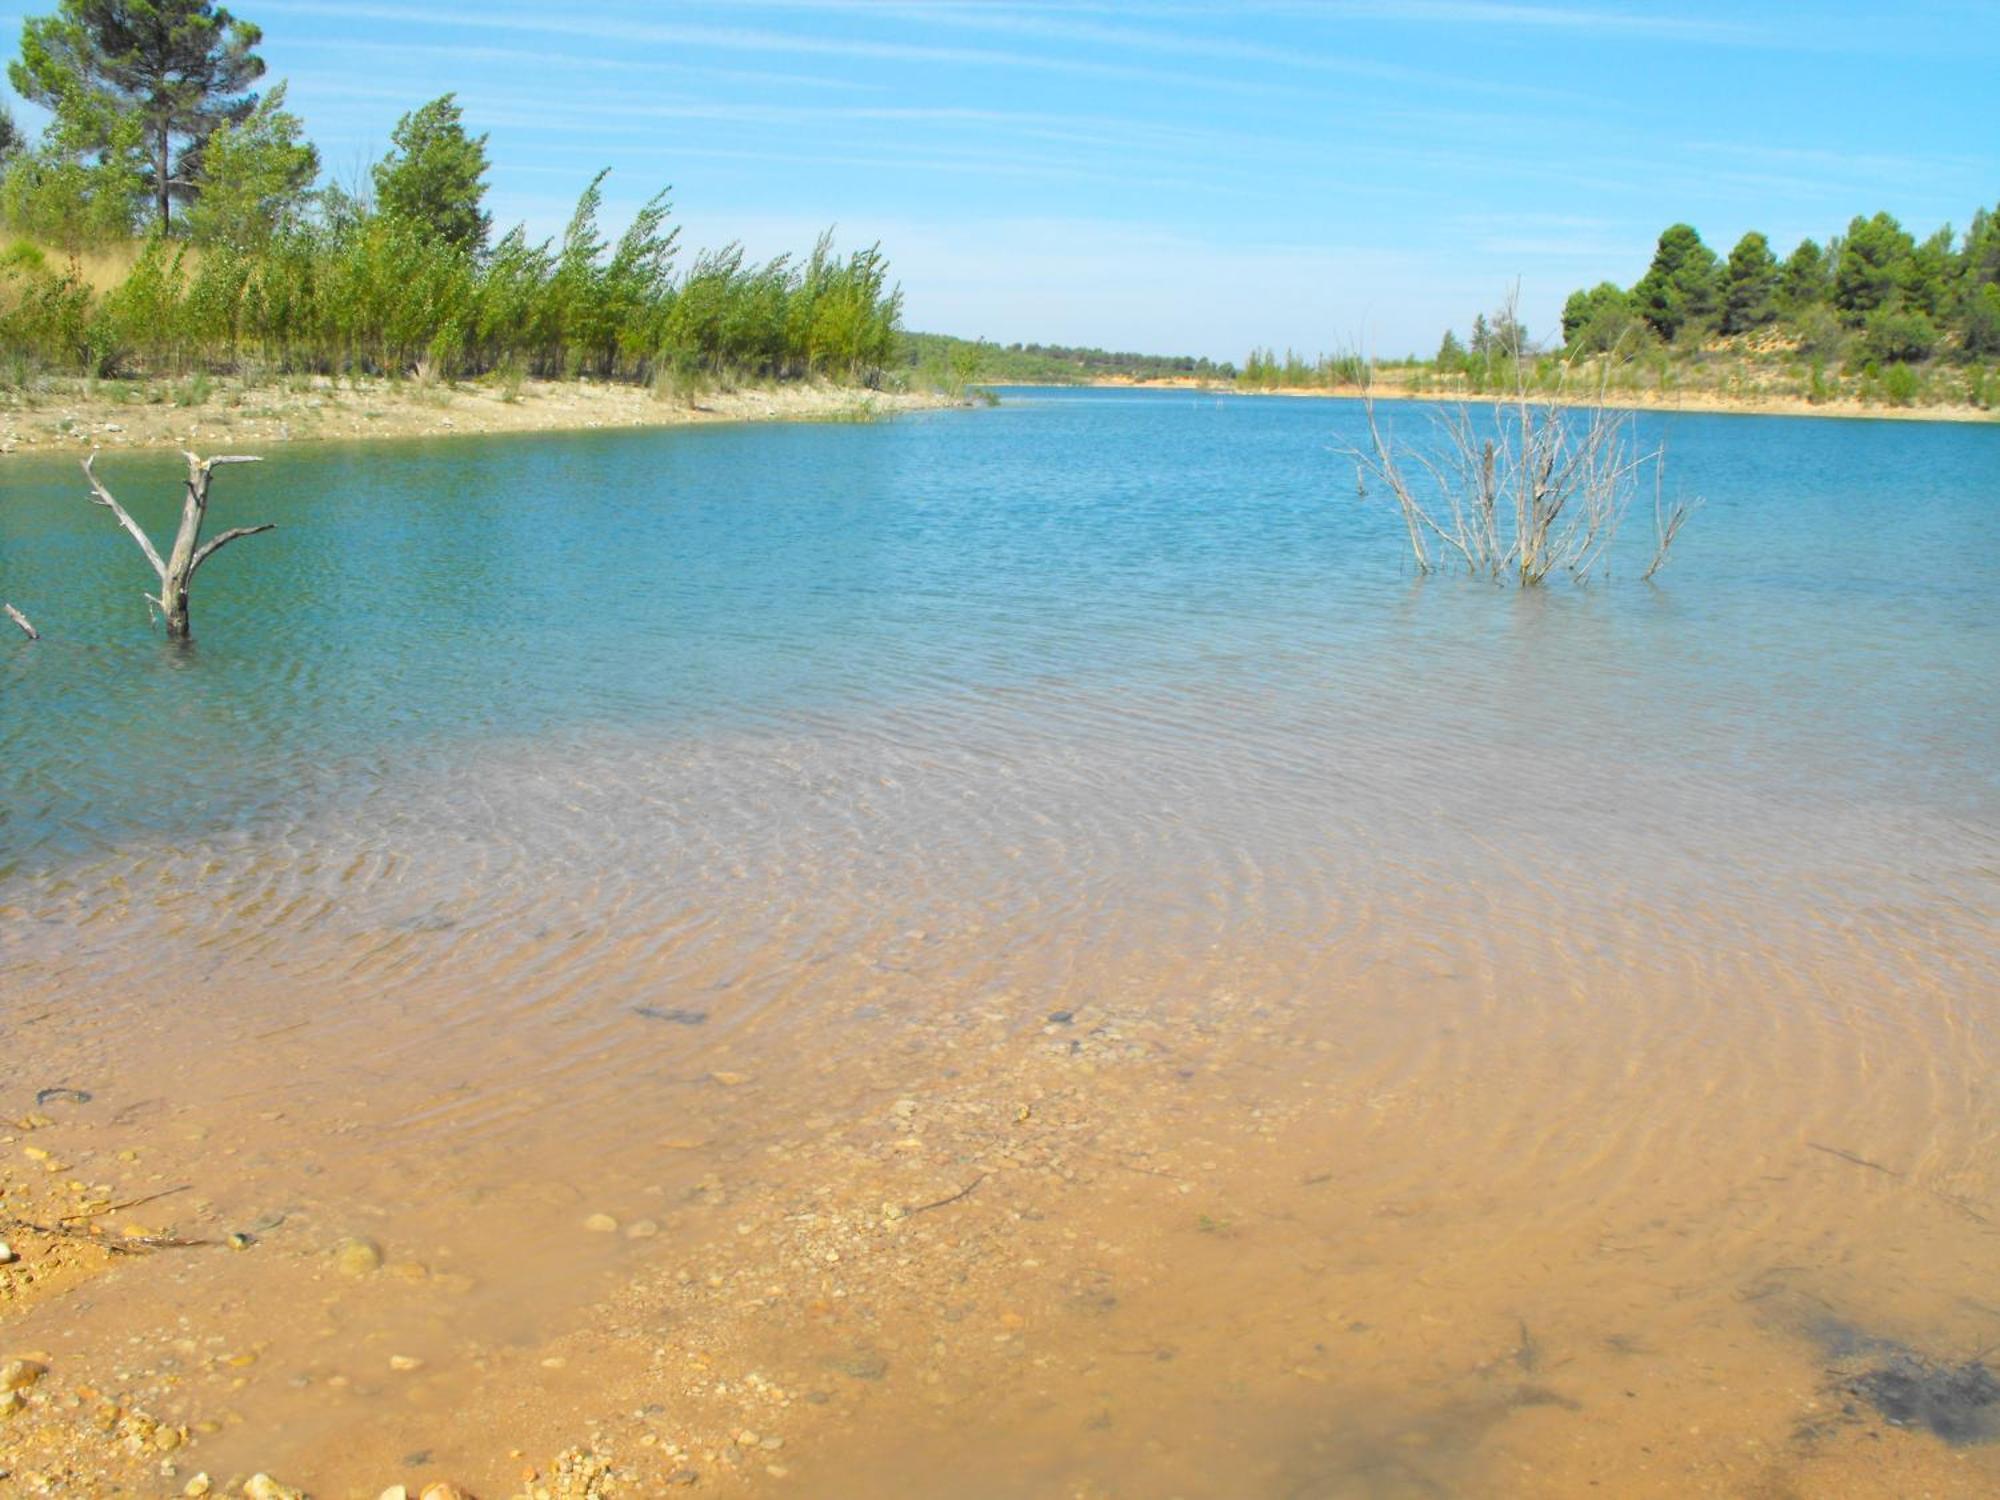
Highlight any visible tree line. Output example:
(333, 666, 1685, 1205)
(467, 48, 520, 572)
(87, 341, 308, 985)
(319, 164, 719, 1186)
(1239, 347, 1367, 390)
(1554, 204, 1999, 368)
(897, 332, 1233, 386)
(0, 1, 902, 388)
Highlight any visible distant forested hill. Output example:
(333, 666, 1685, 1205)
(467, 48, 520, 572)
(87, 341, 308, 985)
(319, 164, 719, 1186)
(897, 331, 1234, 385)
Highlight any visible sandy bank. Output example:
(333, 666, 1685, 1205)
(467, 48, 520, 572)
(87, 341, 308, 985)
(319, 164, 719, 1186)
(0, 376, 965, 457)
(1045, 375, 1998, 424)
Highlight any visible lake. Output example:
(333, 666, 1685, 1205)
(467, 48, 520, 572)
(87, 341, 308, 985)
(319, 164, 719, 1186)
(2, 389, 1997, 1497)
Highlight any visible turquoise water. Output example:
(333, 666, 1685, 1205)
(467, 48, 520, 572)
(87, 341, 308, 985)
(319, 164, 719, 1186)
(3, 390, 1995, 885)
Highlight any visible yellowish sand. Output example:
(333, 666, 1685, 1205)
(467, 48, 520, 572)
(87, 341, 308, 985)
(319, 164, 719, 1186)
(0, 376, 961, 458)
(1069, 373, 1998, 424)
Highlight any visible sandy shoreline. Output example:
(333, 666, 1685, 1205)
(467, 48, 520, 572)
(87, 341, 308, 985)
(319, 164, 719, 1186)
(1038, 375, 1998, 424)
(0, 377, 964, 458)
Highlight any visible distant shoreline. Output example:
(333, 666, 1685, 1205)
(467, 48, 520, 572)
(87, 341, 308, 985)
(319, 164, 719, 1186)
(996, 376, 1998, 425)
(0, 377, 966, 458)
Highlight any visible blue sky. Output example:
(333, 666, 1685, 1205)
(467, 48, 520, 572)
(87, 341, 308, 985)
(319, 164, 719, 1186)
(5, 1, 1997, 358)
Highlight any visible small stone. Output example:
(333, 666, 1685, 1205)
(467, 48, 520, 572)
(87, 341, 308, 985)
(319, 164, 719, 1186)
(243, 1476, 305, 1500)
(156, 1426, 184, 1451)
(227, 1232, 256, 1251)
(0, 1241, 15, 1264)
(760, 1435, 784, 1451)
(583, 1213, 619, 1234)
(0, 1389, 24, 1419)
(418, 1485, 472, 1500)
(389, 1354, 424, 1372)
(184, 1476, 213, 1498)
(709, 1071, 749, 1087)
(332, 1236, 383, 1276)
(736, 1430, 759, 1447)
(624, 1219, 660, 1240)
(0, 1358, 46, 1391)
(665, 1471, 699, 1487)
(377, 1488, 408, 1500)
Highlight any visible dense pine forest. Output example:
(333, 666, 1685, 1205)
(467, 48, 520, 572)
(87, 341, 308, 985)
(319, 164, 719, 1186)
(0, 2, 902, 391)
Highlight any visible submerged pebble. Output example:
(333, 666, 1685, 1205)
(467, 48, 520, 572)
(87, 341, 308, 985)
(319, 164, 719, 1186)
(1, 1357, 46, 1391)
(332, 1236, 384, 1276)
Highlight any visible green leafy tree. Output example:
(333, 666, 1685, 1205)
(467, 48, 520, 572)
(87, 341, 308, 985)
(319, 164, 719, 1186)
(0, 106, 22, 166)
(1961, 283, 2000, 357)
(0, 101, 148, 245)
(180, 81, 315, 248)
(1907, 225, 1955, 319)
(1434, 328, 1465, 370)
(10, 0, 267, 232)
(1720, 231, 1779, 335)
(1561, 281, 1635, 352)
(1632, 223, 1719, 342)
(1962, 204, 2000, 294)
(1778, 238, 1831, 315)
(1832, 212, 1917, 321)
(372, 93, 491, 254)
(1487, 304, 1527, 359)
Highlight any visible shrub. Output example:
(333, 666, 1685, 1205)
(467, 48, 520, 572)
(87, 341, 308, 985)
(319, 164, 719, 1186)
(1862, 306, 1938, 364)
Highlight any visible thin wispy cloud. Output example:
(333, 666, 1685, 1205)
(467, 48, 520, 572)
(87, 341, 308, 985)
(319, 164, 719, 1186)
(254, 0, 1321, 99)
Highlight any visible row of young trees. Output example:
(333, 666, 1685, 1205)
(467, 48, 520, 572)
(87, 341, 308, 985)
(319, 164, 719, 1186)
(0, 1, 902, 385)
(1556, 204, 2000, 365)
(1239, 346, 1365, 390)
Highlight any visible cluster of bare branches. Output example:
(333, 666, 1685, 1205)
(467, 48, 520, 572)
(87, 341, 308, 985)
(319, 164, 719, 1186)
(1349, 324, 1696, 585)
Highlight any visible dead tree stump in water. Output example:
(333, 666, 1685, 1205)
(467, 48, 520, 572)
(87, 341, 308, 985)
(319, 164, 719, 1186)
(83, 450, 273, 639)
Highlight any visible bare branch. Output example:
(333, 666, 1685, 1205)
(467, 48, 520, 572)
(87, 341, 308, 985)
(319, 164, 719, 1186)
(4, 603, 37, 640)
(190, 524, 276, 576)
(82, 453, 168, 582)
(86, 450, 271, 637)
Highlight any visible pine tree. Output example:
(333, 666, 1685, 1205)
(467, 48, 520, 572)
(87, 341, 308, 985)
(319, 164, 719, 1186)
(1721, 231, 1779, 334)
(10, 0, 267, 231)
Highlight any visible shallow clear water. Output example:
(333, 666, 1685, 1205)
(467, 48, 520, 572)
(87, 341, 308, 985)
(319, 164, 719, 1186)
(1, 392, 1997, 1497)
(5, 391, 1996, 874)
